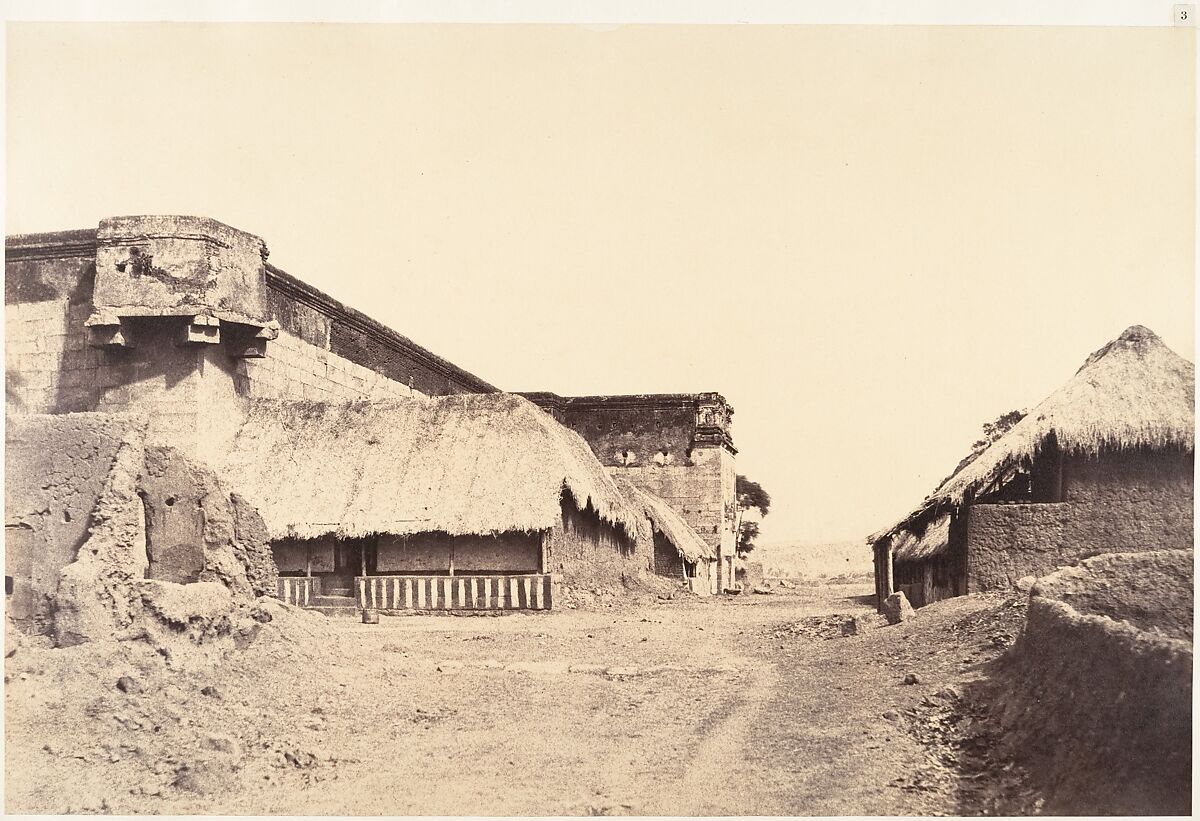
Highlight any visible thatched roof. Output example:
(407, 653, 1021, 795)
(219, 394, 643, 540)
(614, 477, 716, 563)
(873, 326, 1194, 560)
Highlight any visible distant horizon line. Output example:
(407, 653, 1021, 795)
(757, 536, 868, 549)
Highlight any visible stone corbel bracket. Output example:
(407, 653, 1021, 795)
(87, 215, 282, 357)
(224, 319, 281, 359)
(84, 309, 135, 349)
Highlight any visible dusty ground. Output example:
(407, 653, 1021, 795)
(5, 583, 1038, 815)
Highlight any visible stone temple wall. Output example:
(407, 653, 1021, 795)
(522, 391, 739, 590)
(5, 216, 497, 460)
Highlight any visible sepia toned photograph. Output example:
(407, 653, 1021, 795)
(3, 3, 1195, 816)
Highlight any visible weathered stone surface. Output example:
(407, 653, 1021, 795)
(141, 446, 277, 598)
(882, 591, 915, 625)
(115, 675, 143, 694)
(841, 613, 886, 636)
(93, 215, 270, 326)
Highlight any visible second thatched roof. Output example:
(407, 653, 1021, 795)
(873, 325, 1195, 560)
(614, 477, 716, 564)
(219, 393, 644, 541)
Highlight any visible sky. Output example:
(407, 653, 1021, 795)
(6, 22, 1195, 545)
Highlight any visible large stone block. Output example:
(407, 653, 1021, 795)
(93, 215, 271, 326)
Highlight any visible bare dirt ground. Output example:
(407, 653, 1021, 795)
(5, 583, 1038, 816)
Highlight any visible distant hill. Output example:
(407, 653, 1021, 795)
(749, 540, 872, 579)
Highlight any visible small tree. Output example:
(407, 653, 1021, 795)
(737, 521, 761, 556)
(972, 409, 1026, 453)
(735, 474, 771, 558)
(947, 409, 1028, 479)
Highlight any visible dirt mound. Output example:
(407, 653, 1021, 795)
(769, 612, 885, 641)
(984, 551, 1193, 815)
(556, 570, 682, 609)
(5, 597, 334, 813)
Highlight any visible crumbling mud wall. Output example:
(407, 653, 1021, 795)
(545, 498, 651, 595)
(4, 411, 283, 660)
(140, 446, 278, 598)
(48, 433, 300, 669)
(4, 413, 146, 632)
(967, 450, 1194, 590)
(52, 417, 152, 646)
(992, 550, 1192, 815)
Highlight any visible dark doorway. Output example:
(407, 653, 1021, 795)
(327, 536, 377, 596)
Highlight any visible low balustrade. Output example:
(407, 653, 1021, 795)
(277, 575, 320, 606)
(356, 574, 553, 611)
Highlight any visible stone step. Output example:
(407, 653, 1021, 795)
(311, 596, 356, 607)
(309, 605, 363, 618)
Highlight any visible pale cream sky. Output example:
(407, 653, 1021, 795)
(6, 23, 1195, 544)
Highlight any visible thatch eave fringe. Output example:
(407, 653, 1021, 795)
(868, 326, 1195, 560)
(612, 477, 716, 563)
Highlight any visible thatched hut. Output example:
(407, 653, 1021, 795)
(870, 325, 1194, 609)
(219, 393, 653, 610)
(615, 477, 717, 595)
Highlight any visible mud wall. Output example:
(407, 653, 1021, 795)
(4, 413, 147, 632)
(994, 550, 1192, 814)
(271, 538, 335, 575)
(653, 532, 685, 579)
(545, 499, 648, 588)
(966, 450, 1193, 590)
(376, 532, 541, 574)
(1025, 549, 1193, 638)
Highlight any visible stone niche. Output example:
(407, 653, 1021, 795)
(86, 215, 278, 355)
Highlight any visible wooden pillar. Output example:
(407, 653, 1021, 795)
(448, 543, 455, 577)
(878, 544, 888, 609)
(885, 545, 895, 597)
(305, 542, 312, 578)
